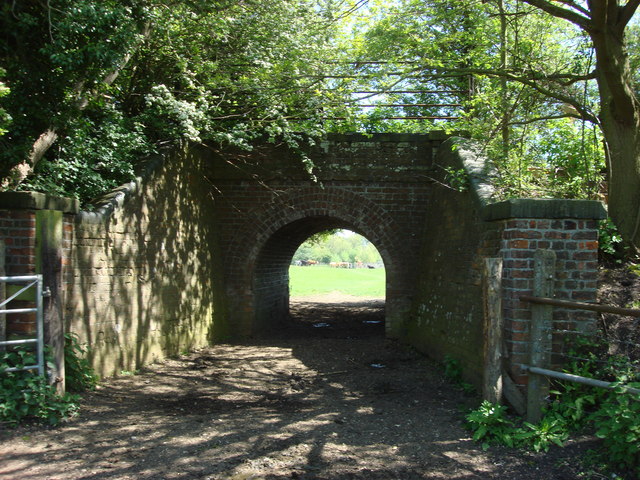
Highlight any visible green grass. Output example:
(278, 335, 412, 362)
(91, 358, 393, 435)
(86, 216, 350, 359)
(289, 265, 385, 297)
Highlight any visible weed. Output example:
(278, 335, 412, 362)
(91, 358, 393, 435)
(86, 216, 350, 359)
(443, 355, 475, 394)
(599, 218, 623, 260)
(466, 401, 516, 449)
(628, 263, 640, 277)
(466, 335, 640, 474)
(0, 348, 79, 426)
(591, 383, 640, 471)
(64, 333, 99, 392)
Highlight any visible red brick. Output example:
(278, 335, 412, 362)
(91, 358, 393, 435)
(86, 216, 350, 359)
(509, 239, 529, 249)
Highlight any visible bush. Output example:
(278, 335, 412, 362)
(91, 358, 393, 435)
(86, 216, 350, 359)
(0, 348, 79, 426)
(466, 335, 640, 473)
(591, 384, 640, 471)
(64, 333, 99, 392)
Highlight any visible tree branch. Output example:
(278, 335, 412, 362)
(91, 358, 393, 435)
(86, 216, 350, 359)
(619, 0, 640, 29)
(508, 113, 584, 125)
(555, 0, 591, 17)
(434, 66, 599, 123)
(518, 0, 592, 30)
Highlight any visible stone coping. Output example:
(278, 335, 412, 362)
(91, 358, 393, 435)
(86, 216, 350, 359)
(440, 137, 608, 221)
(76, 153, 166, 224)
(483, 198, 607, 221)
(0, 191, 79, 213)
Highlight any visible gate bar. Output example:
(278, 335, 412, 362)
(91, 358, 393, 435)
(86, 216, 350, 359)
(0, 275, 45, 377)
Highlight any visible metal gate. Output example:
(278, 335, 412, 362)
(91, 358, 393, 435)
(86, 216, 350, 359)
(0, 275, 45, 376)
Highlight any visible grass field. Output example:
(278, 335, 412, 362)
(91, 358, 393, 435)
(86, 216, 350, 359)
(289, 265, 385, 297)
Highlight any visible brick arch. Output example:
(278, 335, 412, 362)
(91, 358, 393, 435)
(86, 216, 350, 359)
(223, 187, 412, 336)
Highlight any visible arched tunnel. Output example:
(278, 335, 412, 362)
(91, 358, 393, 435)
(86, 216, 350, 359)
(252, 216, 388, 335)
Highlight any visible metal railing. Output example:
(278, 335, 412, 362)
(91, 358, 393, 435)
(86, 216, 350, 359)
(520, 250, 640, 422)
(0, 275, 45, 376)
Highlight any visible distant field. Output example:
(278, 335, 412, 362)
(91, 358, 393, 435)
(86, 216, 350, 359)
(289, 265, 385, 297)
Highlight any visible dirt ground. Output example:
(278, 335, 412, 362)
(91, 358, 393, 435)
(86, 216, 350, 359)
(0, 292, 618, 480)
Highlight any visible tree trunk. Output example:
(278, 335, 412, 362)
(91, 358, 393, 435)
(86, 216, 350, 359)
(590, 8, 640, 252)
(599, 115, 640, 251)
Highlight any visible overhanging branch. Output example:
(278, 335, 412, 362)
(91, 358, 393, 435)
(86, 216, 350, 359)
(619, 0, 640, 29)
(518, 0, 592, 30)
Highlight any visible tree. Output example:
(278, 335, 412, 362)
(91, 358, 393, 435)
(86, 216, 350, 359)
(291, 230, 383, 265)
(515, 0, 640, 251)
(333, 0, 638, 252)
(0, 0, 344, 203)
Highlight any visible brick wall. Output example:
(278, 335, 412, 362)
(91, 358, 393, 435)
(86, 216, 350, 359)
(408, 138, 606, 391)
(0, 210, 36, 276)
(199, 133, 448, 337)
(0, 134, 606, 389)
(0, 148, 225, 377)
(406, 139, 504, 381)
(486, 205, 603, 388)
(1, 201, 72, 341)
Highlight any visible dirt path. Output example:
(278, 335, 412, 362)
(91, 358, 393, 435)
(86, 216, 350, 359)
(0, 295, 600, 479)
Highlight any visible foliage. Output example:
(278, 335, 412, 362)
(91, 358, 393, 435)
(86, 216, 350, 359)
(0, 0, 345, 204)
(549, 336, 640, 471)
(466, 401, 568, 452)
(442, 354, 475, 394)
(291, 230, 383, 265)
(0, 68, 10, 137)
(0, 348, 79, 427)
(333, 1, 607, 203)
(443, 167, 469, 192)
(466, 335, 640, 473)
(64, 333, 99, 393)
(466, 401, 517, 449)
(2, 0, 639, 249)
(513, 417, 569, 452)
(21, 105, 152, 202)
(599, 218, 626, 262)
(591, 384, 640, 471)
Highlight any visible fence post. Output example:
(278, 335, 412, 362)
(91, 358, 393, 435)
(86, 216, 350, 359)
(0, 240, 5, 351)
(483, 257, 503, 404)
(526, 249, 555, 423)
(36, 210, 65, 393)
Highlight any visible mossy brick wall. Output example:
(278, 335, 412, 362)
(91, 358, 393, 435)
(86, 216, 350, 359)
(485, 203, 603, 388)
(407, 138, 606, 390)
(199, 132, 448, 337)
(405, 139, 504, 382)
(0, 147, 226, 378)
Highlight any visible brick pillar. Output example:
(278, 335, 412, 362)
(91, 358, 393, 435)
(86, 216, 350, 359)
(483, 199, 606, 390)
(36, 209, 65, 392)
(0, 192, 79, 390)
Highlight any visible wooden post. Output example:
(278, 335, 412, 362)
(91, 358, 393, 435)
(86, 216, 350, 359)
(36, 210, 65, 393)
(0, 240, 5, 351)
(526, 249, 555, 423)
(483, 257, 503, 404)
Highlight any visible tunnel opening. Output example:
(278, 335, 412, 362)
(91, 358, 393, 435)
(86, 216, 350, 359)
(289, 229, 386, 338)
(252, 217, 387, 338)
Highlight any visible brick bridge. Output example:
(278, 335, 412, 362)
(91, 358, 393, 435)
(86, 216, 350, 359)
(0, 132, 606, 405)
(205, 133, 449, 337)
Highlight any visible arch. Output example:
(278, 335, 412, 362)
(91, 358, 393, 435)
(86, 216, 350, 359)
(222, 186, 412, 337)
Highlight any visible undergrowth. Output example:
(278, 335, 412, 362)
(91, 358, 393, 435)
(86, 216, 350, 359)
(0, 334, 98, 427)
(465, 336, 640, 475)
